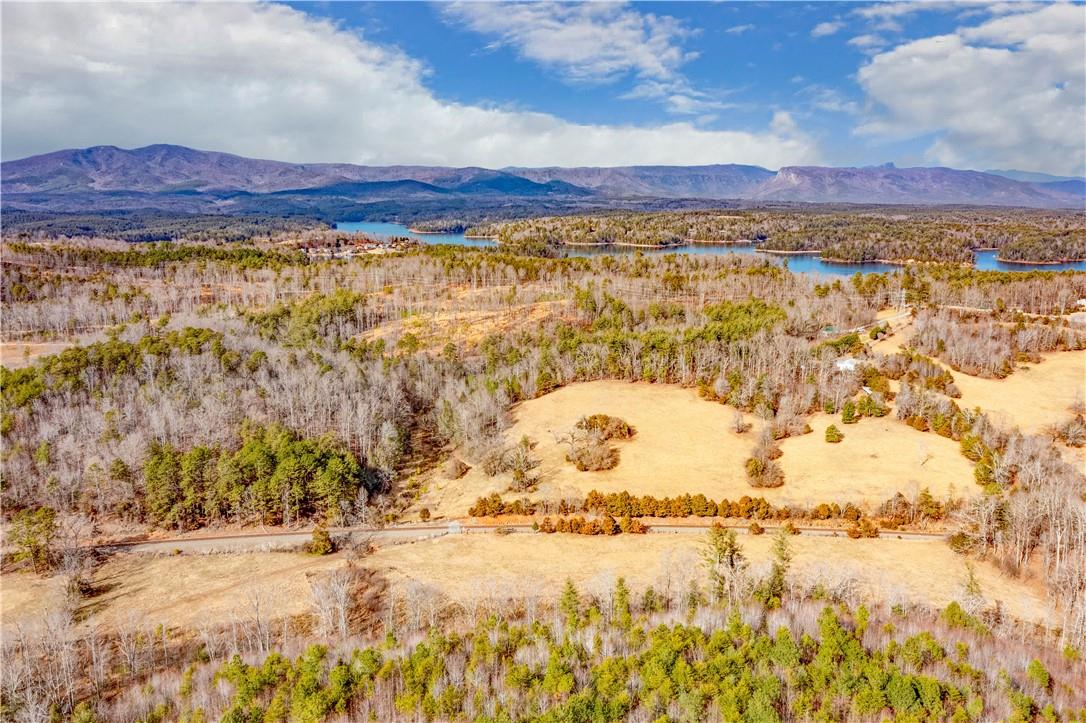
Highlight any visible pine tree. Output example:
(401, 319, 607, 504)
(614, 577, 632, 629)
(702, 523, 747, 603)
(758, 528, 793, 608)
(560, 579, 582, 630)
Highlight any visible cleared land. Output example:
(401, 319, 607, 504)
(373, 534, 1047, 624)
(0, 341, 77, 368)
(949, 350, 1085, 435)
(421, 381, 973, 516)
(0, 533, 1048, 632)
(421, 381, 765, 517)
(364, 300, 563, 351)
(778, 412, 976, 506)
(1, 552, 345, 632)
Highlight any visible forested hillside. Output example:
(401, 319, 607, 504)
(2, 234, 1085, 721)
(469, 209, 1086, 263)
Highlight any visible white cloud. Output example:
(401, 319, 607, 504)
(621, 79, 733, 116)
(811, 21, 844, 38)
(848, 34, 888, 49)
(443, 2, 693, 84)
(853, 2, 1028, 32)
(856, 3, 1086, 175)
(799, 86, 861, 115)
(0, 2, 821, 169)
(852, 2, 927, 32)
(443, 1, 736, 117)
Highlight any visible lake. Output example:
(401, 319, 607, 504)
(335, 221, 1086, 275)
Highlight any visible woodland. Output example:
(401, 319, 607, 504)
(1, 229, 1085, 721)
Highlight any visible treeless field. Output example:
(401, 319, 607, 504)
(363, 300, 564, 350)
(0, 571, 67, 627)
(421, 381, 765, 517)
(0, 341, 76, 368)
(371, 533, 1048, 625)
(949, 350, 1085, 435)
(0, 552, 345, 632)
(778, 412, 977, 507)
(0, 533, 1049, 632)
(421, 381, 974, 517)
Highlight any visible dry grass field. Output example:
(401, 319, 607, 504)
(1, 552, 345, 632)
(372, 534, 1048, 625)
(420, 380, 975, 516)
(949, 350, 1085, 435)
(0, 341, 77, 368)
(778, 412, 976, 506)
(1, 533, 1047, 633)
(420, 381, 766, 517)
(364, 299, 565, 350)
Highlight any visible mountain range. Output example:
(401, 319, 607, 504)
(2, 144, 1083, 215)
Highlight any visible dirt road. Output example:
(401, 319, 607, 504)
(101, 521, 946, 555)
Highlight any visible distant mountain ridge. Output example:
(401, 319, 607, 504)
(2, 144, 1082, 211)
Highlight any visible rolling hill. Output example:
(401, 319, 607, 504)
(2, 144, 1082, 213)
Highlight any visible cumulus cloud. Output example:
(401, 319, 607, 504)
(443, 2, 694, 84)
(848, 33, 888, 49)
(856, 3, 1086, 175)
(0, 2, 820, 168)
(811, 21, 844, 38)
(443, 1, 731, 116)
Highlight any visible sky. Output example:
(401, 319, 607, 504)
(2, 1, 1084, 175)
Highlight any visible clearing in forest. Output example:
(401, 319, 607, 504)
(422, 380, 975, 517)
(778, 412, 976, 507)
(372, 534, 1047, 625)
(948, 350, 1085, 435)
(0, 341, 78, 368)
(422, 381, 763, 517)
(0, 534, 1047, 632)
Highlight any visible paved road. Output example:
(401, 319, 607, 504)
(101, 521, 946, 555)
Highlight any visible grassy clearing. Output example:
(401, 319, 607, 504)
(364, 534, 1048, 625)
(949, 350, 1085, 435)
(422, 381, 977, 517)
(0, 533, 1048, 633)
(0, 341, 80, 368)
(778, 412, 975, 507)
(421, 381, 764, 517)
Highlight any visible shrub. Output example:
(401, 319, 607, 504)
(847, 518, 880, 539)
(825, 425, 844, 443)
(309, 526, 334, 555)
(749, 522, 765, 535)
(566, 437, 619, 471)
(576, 414, 635, 440)
(841, 400, 858, 424)
(419, 508, 431, 522)
(746, 457, 784, 488)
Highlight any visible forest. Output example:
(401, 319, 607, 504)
(467, 209, 1086, 264)
(1, 231, 1085, 721)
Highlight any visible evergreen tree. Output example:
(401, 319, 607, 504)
(560, 579, 582, 630)
(702, 523, 747, 603)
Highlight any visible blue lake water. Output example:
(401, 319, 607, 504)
(335, 221, 1086, 276)
(334, 221, 497, 248)
(972, 250, 1086, 272)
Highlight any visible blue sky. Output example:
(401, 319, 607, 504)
(3, 2, 1084, 174)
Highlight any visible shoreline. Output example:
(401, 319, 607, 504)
(993, 256, 1086, 266)
(757, 248, 821, 256)
(560, 240, 688, 249)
